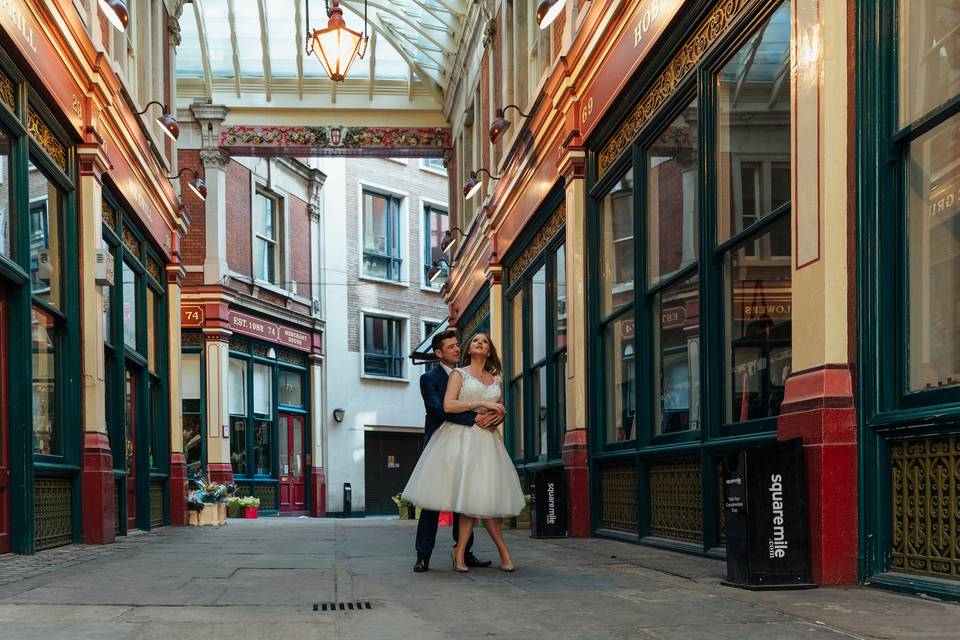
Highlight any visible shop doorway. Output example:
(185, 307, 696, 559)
(278, 413, 306, 512)
(364, 431, 423, 515)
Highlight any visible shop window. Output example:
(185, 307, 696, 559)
(124, 367, 136, 473)
(230, 418, 247, 477)
(898, 1, 960, 127)
(907, 114, 960, 392)
(599, 172, 635, 316)
(507, 229, 569, 462)
(229, 358, 247, 416)
(362, 191, 402, 281)
(0, 131, 9, 258)
(423, 204, 449, 287)
(181, 353, 203, 478)
(122, 261, 138, 351)
(654, 274, 701, 435)
(724, 215, 792, 423)
(31, 306, 59, 455)
(363, 314, 404, 378)
(228, 356, 248, 476)
(279, 369, 303, 407)
(252, 363, 274, 476)
(604, 312, 636, 443)
(146, 290, 156, 373)
(29, 161, 63, 310)
(716, 1, 792, 244)
(648, 100, 699, 286)
(254, 190, 281, 285)
(103, 274, 113, 346)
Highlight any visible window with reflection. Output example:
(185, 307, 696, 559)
(506, 226, 567, 462)
(228, 357, 248, 476)
(254, 191, 280, 284)
(600, 172, 635, 316)
(724, 215, 792, 422)
(362, 190, 402, 281)
(31, 306, 58, 455)
(716, 1, 791, 244)
(253, 362, 273, 476)
(654, 275, 701, 434)
(423, 204, 449, 286)
(181, 352, 203, 477)
(279, 369, 304, 407)
(898, 1, 960, 127)
(122, 261, 137, 350)
(29, 160, 62, 309)
(0, 131, 10, 258)
(604, 312, 636, 443)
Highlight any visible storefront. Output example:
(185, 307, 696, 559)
(858, 0, 960, 595)
(182, 306, 320, 516)
(0, 0, 184, 553)
(585, 0, 792, 552)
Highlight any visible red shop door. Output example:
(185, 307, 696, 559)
(278, 414, 306, 512)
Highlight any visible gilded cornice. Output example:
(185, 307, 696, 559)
(598, 0, 749, 176)
(27, 108, 67, 170)
(508, 204, 566, 283)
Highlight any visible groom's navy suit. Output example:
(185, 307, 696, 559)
(415, 364, 476, 560)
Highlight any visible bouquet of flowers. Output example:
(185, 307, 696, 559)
(187, 476, 238, 512)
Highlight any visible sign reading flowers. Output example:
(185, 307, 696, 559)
(220, 125, 450, 157)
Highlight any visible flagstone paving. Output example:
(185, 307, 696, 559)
(0, 518, 957, 639)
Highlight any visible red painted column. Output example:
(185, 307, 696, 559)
(777, 365, 858, 585)
(562, 428, 591, 537)
(169, 452, 189, 525)
(206, 463, 234, 484)
(309, 467, 326, 517)
(81, 431, 116, 545)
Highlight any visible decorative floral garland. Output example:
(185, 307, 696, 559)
(220, 125, 451, 154)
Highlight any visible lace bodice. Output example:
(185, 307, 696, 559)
(455, 367, 502, 405)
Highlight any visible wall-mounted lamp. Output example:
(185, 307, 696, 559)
(427, 259, 451, 285)
(333, 408, 345, 423)
(463, 168, 501, 200)
(99, 0, 129, 31)
(489, 105, 532, 144)
(440, 227, 467, 253)
(168, 168, 207, 202)
(134, 101, 179, 141)
(536, 0, 566, 29)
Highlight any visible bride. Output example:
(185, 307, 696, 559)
(403, 333, 525, 572)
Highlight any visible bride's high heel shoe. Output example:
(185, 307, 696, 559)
(451, 551, 468, 573)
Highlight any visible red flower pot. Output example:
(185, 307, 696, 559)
(243, 506, 258, 519)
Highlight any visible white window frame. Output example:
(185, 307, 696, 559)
(420, 317, 445, 373)
(253, 187, 284, 286)
(419, 157, 448, 176)
(360, 309, 411, 382)
(357, 181, 410, 287)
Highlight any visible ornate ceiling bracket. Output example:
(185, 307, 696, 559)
(598, 0, 749, 177)
(219, 125, 451, 158)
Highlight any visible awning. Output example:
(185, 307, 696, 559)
(410, 318, 448, 364)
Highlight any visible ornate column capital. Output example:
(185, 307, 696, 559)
(199, 148, 230, 169)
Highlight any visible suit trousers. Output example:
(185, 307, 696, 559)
(415, 510, 473, 559)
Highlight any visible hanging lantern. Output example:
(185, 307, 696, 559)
(306, 0, 368, 82)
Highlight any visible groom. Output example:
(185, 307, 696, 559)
(413, 330, 503, 572)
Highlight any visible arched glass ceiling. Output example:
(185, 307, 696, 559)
(176, 0, 466, 107)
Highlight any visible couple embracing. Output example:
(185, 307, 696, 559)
(403, 330, 525, 573)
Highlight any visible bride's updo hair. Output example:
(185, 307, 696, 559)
(460, 332, 502, 377)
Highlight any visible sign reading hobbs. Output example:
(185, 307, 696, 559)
(723, 438, 813, 589)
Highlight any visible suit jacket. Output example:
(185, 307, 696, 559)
(421, 365, 476, 445)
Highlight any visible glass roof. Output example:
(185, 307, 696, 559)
(176, 0, 465, 101)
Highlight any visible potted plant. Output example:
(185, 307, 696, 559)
(187, 477, 238, 526)
(241, 496, 260, 518)
(392, 494, 414, 519)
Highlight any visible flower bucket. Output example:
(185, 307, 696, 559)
(243, 506, 258, 519)
(438, 511, 453, 527)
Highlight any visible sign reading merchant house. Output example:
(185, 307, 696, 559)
(228, 310, 312, 352)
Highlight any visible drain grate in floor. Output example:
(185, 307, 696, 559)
(313, 601, 373, 612)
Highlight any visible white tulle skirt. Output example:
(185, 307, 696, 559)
(403, 422, 526, 518)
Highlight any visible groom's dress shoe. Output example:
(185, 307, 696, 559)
(464, 553, 491, 568)
(414, 556, 429, 572)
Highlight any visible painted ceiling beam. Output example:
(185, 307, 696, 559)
(369, 31, 378, 101)
(363, 13, 444, 101)
(257, 0, 273, 101)
(407, 0, 459, 29)
(226, 0, 242, 98)
(192, 0, 214, 100)
(295, 0, 305, 100)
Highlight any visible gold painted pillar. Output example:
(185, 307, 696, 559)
(777, 0, 857, 585)
(77, 142, 115, 544)
(203, 328, 234, 483)
(560, 148, 590, 537)
(166, 256, 189, 525)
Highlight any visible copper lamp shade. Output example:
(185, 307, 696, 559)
(99, 0, 129, 31)
(536, 0, 565, 29)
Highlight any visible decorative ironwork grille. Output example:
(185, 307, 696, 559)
(35, 478, 73, 551)
(508, 205, 566, 283)
(649, 461, 703, 543)
(122, 227, 141, 258)
(229, 337, 250, 353)
(255, 484, 277, 510)
(182, 332, 203, 348)
(146, 257, 163, 283)
(279, 350, 305, 367)
(27, 108, 67, 170)
(114, 479, 122, 535)
(0, 70, 14, 109)
(892, 436, 960, 580)
(717, 466, 726, 547)
(149, 482, 164, 528)
(102, 203, 117, 231)
(253, 344, 270, 358)
(600, 463, 638, 532)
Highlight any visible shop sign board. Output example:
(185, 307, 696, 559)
(181, 304, 205, 327)
(0, 0, 83, 129)
(228, 310, 312, 352)
(577, 0, 686, 138)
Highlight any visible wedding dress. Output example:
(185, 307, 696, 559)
(403, 368, 526, 518)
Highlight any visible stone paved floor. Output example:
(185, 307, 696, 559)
(0, 518, 958, 639)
